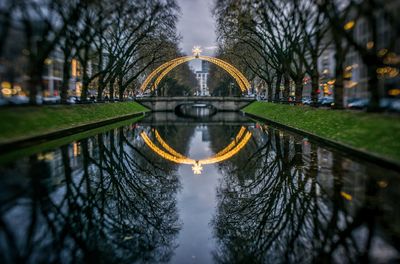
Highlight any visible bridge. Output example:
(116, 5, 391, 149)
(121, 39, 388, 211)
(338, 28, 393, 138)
(135, 96, 255, 112)
(136, 48, 254, 112)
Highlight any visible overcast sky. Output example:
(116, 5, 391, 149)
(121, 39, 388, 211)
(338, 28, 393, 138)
(176, 0, 217, 71)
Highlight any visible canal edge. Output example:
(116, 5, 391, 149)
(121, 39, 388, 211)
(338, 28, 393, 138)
(241, 111, 400, 171)
(0, 111, 149, 155)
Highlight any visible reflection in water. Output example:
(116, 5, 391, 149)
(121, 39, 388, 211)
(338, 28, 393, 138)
(211, 124, 400, 264)
(139, 126, 252, 174)
(175, 104, 217, 118)
(0, 127, 181, 264)
(0, 113, 399, 263)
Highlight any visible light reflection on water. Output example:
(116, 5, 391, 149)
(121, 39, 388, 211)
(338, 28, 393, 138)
(171, 128, 219, 264)
(0, 112, 399, 264)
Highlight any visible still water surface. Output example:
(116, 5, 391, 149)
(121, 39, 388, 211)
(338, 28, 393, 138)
(0, 112, 399, 263)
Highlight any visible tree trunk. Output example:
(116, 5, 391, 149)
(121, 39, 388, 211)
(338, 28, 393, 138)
(80, 45, 90, 102)
(366, 60, 380, 112)
(294, 78, 303, 105)
(118, 78, 124, 101)
(364, 7, 380, 113)
(294, 142, 303, 167)
(97, 80, 104, 101)
(274, 73, 282, 102)
(311, 73, 319, 107)
(97, 40, 104, 101)
(28, 64, 43, 105)
(267, 81, 273, 102)
(81, 72, 89, 102)
(283, 74, 290, 102)
(334, 69, 344, 109)
(109, 78, 115, 101)
(334, 48, 345, 109)
(61, 50, 71, 104)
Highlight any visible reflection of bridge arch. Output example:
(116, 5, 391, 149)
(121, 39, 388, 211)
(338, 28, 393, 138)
(140, 126, 252, 174)
(140, 56, 251, 93)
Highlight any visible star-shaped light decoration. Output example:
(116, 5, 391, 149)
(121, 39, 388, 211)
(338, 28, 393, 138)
(192, 46, 202, 58)
(192, 161, 203, 174)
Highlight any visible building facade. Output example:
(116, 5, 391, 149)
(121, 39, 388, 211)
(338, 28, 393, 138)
(317, 2, 400, 105)
(195, 61, 210, 96)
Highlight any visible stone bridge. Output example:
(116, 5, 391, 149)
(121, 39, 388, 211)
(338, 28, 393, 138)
(135, 96, 255, 112)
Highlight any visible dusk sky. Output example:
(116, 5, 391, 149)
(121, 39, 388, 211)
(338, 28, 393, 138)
(176, 0, 217, 71)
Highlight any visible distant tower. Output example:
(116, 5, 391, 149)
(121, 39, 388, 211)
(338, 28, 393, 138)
(202, 60, 209, 72)
(195, 61, 210, 96)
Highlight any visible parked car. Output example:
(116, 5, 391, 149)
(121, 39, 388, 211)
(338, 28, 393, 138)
(346, 98, 358, 105)
(0, 97, 9, 106)
(66, 96, 80, 104)
(380, 98, 400, 112)
(318, 97, 334, 107)
(43, 96, 61, 104)
(302, 97, 312, 105)
(380, 98, 392, 109)
(390, 100, 400, 112)
(348, 98, 369, 109)
(7, 95, 29, 105)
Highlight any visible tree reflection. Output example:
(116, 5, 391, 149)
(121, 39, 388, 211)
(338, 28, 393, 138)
(0, 124, 182, 264)
(212, 126, 400, 263)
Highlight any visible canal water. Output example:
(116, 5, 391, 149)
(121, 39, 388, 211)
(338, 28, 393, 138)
(0, 112, 399, 263)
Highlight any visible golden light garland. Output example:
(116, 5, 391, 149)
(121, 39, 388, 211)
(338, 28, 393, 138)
(140, 50, 251, 93)
(154, 57, 194, 88)
(140, 126, 252, 174)
(213, 126, 246, 158)
(139, 57, 192, 93)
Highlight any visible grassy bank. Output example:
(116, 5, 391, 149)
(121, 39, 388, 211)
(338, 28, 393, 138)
(0, 115, 145, 164)
(0, 102, 148, 144)
(243, 102, 400, 162)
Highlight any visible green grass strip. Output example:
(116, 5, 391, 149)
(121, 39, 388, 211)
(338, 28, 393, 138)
(243, 102, 400, 162)
(0, 102, 149, 144)
(0, 115, 145, 164)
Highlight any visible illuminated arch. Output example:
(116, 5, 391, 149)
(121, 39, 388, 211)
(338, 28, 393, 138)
(140, 126, 252, 174)
(140, 56, 251, 93)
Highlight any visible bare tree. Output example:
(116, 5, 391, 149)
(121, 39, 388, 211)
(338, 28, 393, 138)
(16, 0, 84, 104)
(214, 0, 309, 103)
(293, 0, 330, 106)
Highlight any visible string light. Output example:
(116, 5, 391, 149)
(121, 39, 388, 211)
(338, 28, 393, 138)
(139, 57, 190, 93)
(140, 54, 251, 93)
(155, 130, 187, 159)
(140, 127, 252, 174)
(214, 126, 246, 157)
(192, 46, 202, 57)
(154, 57, 194, 88)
